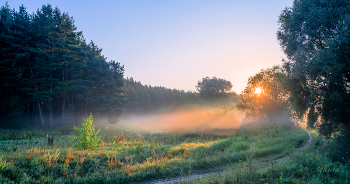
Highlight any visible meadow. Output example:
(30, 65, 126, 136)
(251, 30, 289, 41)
(0, 118, 311, 184)
(180, 130, 350, 184)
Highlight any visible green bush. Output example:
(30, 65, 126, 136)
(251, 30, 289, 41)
(0, 156, 8, 170)
(71, 114, 101, 150)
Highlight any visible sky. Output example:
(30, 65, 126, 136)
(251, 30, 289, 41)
(4, 0, 294, 93)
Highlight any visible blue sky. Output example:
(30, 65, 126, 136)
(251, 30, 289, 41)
(4, 0, 294, 93)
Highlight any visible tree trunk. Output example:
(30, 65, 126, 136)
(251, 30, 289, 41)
(74, 101, 79, 126)
(61, 100, 65, 128)
(38, 101, 45, 128)
(75, 112, 79, 126)
(34, 100, 38, 127)
(49, 100, 53, 129)
(84, 102, 87, 116)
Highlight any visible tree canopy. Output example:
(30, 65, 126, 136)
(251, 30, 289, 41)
(238, 66, 289, 123)
(196, 77, 233, 98)
(123, 77, 237, 114)
(124, 77, 179, 113)
(0, 3, 126, 128)
(277, 0, 350, 160)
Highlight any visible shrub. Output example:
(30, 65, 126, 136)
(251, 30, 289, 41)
(71, 114, 101, 150)
(0, 156, 8, 170)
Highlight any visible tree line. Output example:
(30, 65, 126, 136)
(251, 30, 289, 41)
(0, 3, 126, 128)
(124, 77, 238, 114)
(0, 3, 239, 128)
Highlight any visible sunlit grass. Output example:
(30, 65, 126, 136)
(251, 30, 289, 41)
(181, 148, 349, 184)
(0, 123, 309, 183)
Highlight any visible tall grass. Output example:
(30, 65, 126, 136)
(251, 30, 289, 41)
(0, 123, 308, 183)
(182, 148, 350, 183)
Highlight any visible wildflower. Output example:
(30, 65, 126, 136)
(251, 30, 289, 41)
(64, 158, 70, 167)
(80, 157, 86, 164)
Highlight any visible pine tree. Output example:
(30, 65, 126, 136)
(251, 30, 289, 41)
(0, 3, 127, 128)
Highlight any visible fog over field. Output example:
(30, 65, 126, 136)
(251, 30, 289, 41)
(119, 108, 244, 134)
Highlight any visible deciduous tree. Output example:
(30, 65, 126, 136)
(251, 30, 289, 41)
(277, 0, 350, 161)
(238, 66, 289, 123)
(196, 77, 232, 98)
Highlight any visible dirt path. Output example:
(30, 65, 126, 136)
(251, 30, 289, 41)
(257, 129, 312, 164)
(140, 129, 313, 184)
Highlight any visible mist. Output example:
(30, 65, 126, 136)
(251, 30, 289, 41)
(117, 107, 245, 135)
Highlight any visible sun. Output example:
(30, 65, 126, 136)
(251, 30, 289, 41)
(254, 87, 263, 95)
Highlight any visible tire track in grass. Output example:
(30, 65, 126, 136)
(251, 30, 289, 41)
(138, 129, 312, 184)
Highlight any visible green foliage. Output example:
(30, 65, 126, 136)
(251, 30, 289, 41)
(124, 77, 184, 113)
(124, 77, 236, 114)
(0, 156, 8, 170)
(0, 3, 126, 129)
(171, 91, 205, 108)
(196, 76, 233, 98)
(238, 66, 290, 123)
(0, 124, 310, 183)
(277, 0, 350, 161)
(184, 151, 349, 184)
(71, 114, 101, 150)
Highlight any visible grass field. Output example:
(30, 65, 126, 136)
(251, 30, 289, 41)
(0, 121, 313, 184)
(178, 150, 350, 184)
(177, 129, 350, 184)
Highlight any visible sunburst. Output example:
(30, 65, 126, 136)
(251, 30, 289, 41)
(254, 87, 263, 95)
